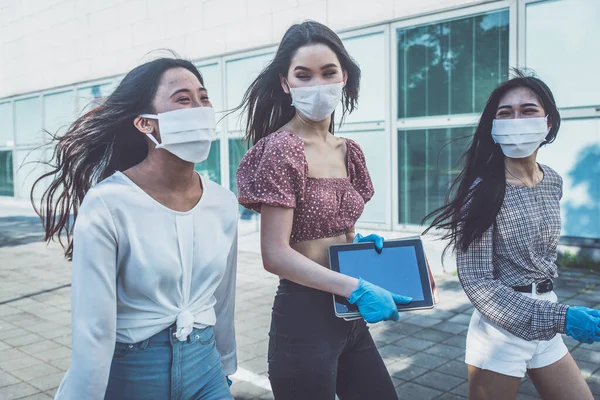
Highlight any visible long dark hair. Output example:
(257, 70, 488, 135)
(236, 21, 361, 145)
(32, 58, 204, 259)
(423, 70, 561, 253)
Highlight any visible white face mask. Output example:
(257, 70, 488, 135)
(491, 116, 549, 159)
(140, 107, 216, 163)
(288, 81, 344, 122)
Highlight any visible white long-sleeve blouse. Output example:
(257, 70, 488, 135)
(55, 171, 238, 399)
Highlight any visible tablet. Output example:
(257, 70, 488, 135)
(328, 236, 434, 318)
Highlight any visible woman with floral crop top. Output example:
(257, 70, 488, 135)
(235, 22, 411, 400)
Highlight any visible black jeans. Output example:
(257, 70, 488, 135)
(267, 280, 398, 400)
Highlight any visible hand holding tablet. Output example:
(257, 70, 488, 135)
(329, 236, 435, 320)
(348, 278, 413, 323)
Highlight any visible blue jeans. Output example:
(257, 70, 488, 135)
(105, 326, 232, 400)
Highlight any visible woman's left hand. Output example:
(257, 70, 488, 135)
(353, 233, 384, 254)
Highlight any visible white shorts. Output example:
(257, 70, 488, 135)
(465, 290, 568, 378)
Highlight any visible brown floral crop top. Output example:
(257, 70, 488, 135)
(236, 131, 374, 244)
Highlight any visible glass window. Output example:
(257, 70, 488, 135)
(14, 148, 48, 199)
(526, 0, 600, 108)
(537, 118, 600, 239)
(194, 140, 221, 184)
(226, 53, 273, 132)
(397, 10, 509, 119)
(196, 63, 223, 113)
(77, 84, 113, 115)
(15, 97, 43, 145)
(0, 150, 14, 196)
(228, 138, 249, 195)
(398, 127, 472, 225)
(0, 102, 14, 147)
(44, 91, 75, 136)
(339, 32, 386, 124)
(341, 130, 388, 225)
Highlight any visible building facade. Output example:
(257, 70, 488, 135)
(0, 0, 599, 243)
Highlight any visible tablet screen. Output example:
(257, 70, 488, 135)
(337, 245, 425, 301)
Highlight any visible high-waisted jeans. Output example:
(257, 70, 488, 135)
(104, 325, 232, 400)
(267, 280, 398, 400)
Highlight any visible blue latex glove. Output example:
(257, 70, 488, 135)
(353, 233, 384, 254)
(565, 306, 600, 344)
(226, 377, 232, 387)
(348, 278, 412, 323)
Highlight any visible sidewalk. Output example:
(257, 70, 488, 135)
(1, 212, 600, 399)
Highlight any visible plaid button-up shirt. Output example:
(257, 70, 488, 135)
(457, 164, 568, 341)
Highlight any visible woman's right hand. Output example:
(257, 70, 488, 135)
(348, 278, 412, 323)
(565, 306, 600, 344)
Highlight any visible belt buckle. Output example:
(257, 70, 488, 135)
(536, 279, 553, 294)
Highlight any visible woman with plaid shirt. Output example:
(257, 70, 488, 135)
(424, 71, 599, 400)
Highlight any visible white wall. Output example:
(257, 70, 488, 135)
(0, 0, 480, 98)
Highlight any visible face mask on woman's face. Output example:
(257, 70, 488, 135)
(491, 116, 550, 158)
(140, 107, 216, 163)
(287, 81, 344, 122)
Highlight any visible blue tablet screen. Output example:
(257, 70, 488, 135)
(337, 245, 425, 301)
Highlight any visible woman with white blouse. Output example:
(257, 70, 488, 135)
(32, 58, 237, 400)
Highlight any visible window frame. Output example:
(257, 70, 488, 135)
(390, 1, 516, 232)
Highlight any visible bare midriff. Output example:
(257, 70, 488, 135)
(291, 233, 348, 268)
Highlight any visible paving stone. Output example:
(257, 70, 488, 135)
(407, 315, 443, 328)
(9, 363, 61, 381)
(378, 344, 418, 364)
(239, 355, 268, 375)
(572, 349, 600, 364)
(406, 352, 449, 370)
(410, 328, 454, 342)
(0, 340, 12, 351)
(386, 322, 424, 336)
(18, 394, 53, 400)
(229, 381, 270, 399)
(28, 372, 63, 392)
(435, 393, 467, 400)
(18, 340, 63, 356)
(47, 356, 71, 372)
(371, 330, 405, 345)
(517, 379, 538, 396)
(395, 381, 442, 400)
(0, 382, 39, 400)
(235, 334, 264, 348)
(0, 329, 25, 341)
(431, 322, 468, 335)
(450, 381, 469, 397)
(34, 346, 71, 362)
(387, 361, 429, 381)
(424, 310, 458, 321)
(434, 360, 468, 380)
(586, 376, 600, 396)
(515, 393, 539, 400)
(448, 314, 472, 325)
(423, 343, 465, 360)
(577, 360, 600, 378)
(0, 352, 44, 370)
(3, 333, 45, 347)
(412, 371, 465, 392)
(441, 335, 467, 349)
(0, 370, 20, 388)
(393, 337, 437, 351)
